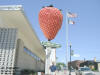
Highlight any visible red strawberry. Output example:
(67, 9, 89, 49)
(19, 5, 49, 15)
(39, 6, 63, 40)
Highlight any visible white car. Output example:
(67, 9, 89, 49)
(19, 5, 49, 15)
(76, 67, 95, 75)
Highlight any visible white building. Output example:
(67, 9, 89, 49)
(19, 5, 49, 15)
(0, 5, 45, 75)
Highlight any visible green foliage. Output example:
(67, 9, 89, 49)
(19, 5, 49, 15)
(92, 68, 97, 71)
(57, 62, 66, 67)
(21, 69, 36, 75)
(56, 62, 66, 70)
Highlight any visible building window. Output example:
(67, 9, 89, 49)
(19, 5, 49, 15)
(24, 47, 41, 61)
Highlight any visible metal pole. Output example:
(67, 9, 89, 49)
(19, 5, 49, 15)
(66, 10, 69, 71)
(69, 44, 72, 75)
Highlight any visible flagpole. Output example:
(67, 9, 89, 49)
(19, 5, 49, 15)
(66, 10, 69, 72)
(66, 10, 77, 75)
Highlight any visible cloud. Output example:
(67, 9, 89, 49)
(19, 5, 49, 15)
(73, 54, 80, 57)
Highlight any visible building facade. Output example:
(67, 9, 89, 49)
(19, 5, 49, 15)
(0, 5, 45, 75)
(0, 28, 17, 75)
(68, 60, 83, 70)
(80, 60, 100, 71)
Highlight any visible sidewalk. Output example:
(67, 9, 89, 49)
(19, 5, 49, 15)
(56, 70, 76, 75)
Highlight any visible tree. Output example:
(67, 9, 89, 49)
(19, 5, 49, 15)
(56, 62, 66, 70)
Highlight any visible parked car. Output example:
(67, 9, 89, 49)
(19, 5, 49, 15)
(71, 68, 75, 72)
(76, 67, 95, 75)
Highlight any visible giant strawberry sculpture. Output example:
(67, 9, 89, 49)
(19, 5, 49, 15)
(39, 5, 63, 41)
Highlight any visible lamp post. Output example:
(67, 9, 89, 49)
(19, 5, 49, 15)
(69, 43, 72, 75)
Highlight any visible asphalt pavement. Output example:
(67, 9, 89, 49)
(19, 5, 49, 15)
(56, 70, 75, 75)
(56, 70, 100, 75)
(94, 72, 100, 75)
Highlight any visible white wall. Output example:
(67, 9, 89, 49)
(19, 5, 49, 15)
(45, 47, 56, 74)
(15, 39, 45, 72)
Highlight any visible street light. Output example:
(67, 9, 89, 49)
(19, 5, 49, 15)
(69, 43, 72, 75)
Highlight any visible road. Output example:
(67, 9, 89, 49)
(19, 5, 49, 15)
(94, 72, 100, 75)
(56, 70, 100, 75)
